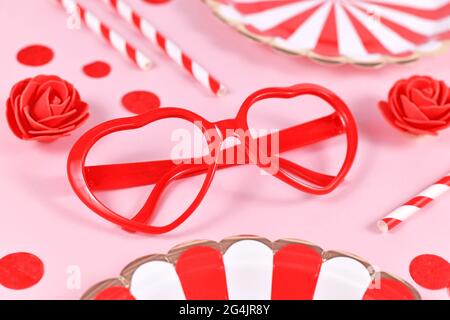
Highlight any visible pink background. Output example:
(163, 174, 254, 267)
(1, 0, 449, 300)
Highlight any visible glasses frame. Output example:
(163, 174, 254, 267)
(67, 84, 358, 234)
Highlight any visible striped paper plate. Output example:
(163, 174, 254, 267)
(204, 0, 450, 67)
(82, 236, 420, 300)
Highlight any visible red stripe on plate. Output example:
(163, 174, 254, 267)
(94, 286, 135, 300)
(343, 6, 391, 55)
(176, 246, 228, 300)
(365, 1, 450, 20)
(245, 4, 321, 39)
(314, 4, 340, 57)
(272, 244, 322, 300)
(230, 0, 300, 15)
(437, 30, 450, 41)
(351, 5, 428, 44)
(363, 278, 416, 300)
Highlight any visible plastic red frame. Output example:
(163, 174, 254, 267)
(67, 84, 358, 234)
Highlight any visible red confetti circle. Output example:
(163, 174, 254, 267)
(409, 254, 450, 290)
(95, 286, 135, 300)
(83, 61, 111, 78)
(0, 252, 44, 290)
(122, 91, 161, 114)
(17, 45, 54, 67)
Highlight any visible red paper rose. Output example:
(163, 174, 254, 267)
(6, 75, 89, 142)
(379, 76, 450, 136)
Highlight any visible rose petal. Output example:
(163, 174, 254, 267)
(400, 95, 429, 120)
(438, 81, 449, 105)
(38, 109, 77, 128)
(33, 75, 62, 87)
(19, 78, 41, 109)
(404, 115, 450, 133)
(36, 81, 70, 114)
(437, 106, 450, 121)
(49, 96, 71, 116)
(406, 76, 434, 97)
(389, 79, 407, 98)
(434, 121, 450, 131)
(40, 81, 69, 103)
(394, 120, 438, 136)
(419, 105, 450, 119)
(64, 113, 89, 131)
(402, 117, 446, 129)
(28, 125, 77, 136)
(436, 122, 450, 131)
(6, 98, 25, 139)
(410, 88, 436, 108)
(389, 84, 411, 121)
(23, 106, 53, 131)
(379, 101, 398, 124)
(430, 79, 441, 101)
(59, 103, 89, 128)
(30, 134, 71, 142)
(36, 79, 68, 96)
(10, 79, 30, 99)
(60, 89, 76, 114)
(12, 96, 31, 138)
(31, 86, 52, 119)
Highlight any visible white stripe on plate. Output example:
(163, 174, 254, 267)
(225, 0, 323, 32)
(345, 4, 415, 54)
(384, 205, 419, 221)
(418, 184, 450, 199)
(335, 2, 368, 58)
(274, 1, 333, 51)
(369, 0, 449, 10)
(354, 2, 450, 36)
(223, 240, 273, 300)
(130, 260, 186, 300)
(417, 40, 443, 52)
(313, 257, 372, 300)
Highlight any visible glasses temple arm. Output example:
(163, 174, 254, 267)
(84, 113, 344, 190)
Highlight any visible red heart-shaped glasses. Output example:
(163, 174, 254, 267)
(67, 84, 358, 234)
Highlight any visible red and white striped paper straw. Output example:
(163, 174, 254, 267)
(103, 0, 227, 96)
(57, 0, 152, 70)
(378, 173, 450, 233)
